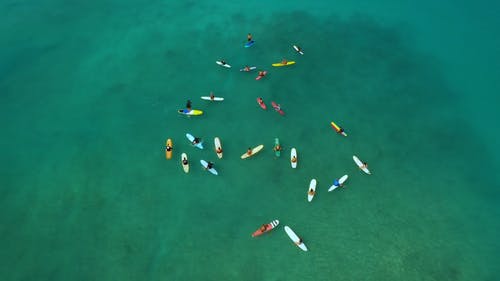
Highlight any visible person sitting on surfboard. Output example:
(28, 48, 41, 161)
(308, 188, 315, 196)
(273, 144, 281, 152)
(220, 60, 227, 65)
(247, 33, 252, 41)
(257, 71, 266, 77)
(206, 161, 214, 170)
(291, 156, 297, 163)
(192, 137, 201, 145)
(360, 162, 368, 169)
(216, 147, 223, 154)
(295, 46, 303, 53)
(338, 127, 345, 134)
(281, 59, 288, 65)
(182, 157, 188, 165)
(247, 147, 253, 155)
(295, 238, 303, 246)
(166, 145, 172, 152)
(257, 97, 264, 104)
(333, 178, 342, 188)
(260, 224, 268, 232)
(274, 104, 281, 111)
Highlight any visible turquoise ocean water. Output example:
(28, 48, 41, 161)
(1, 1, 499, 280)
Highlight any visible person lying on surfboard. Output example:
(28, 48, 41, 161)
(273, 144, 282, 152)
(257, 71, 266, 77)
(220, 60, 228, 66)
(295, 46, 303, 53)
(260, 224, 268, 231)
(243, 66, 251, 71)
(166, 145, 172, 152)
(257, 97, 264, 105)
(247, 33, 252, 41)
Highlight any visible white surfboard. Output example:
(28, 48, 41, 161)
(200, 160, 218, 175)
(328, 175, 348, 192)
(353, 155, 370, 175)
(293, 45, 304, 55)
(214, 137, 223, 159)
(290, 148, 297, 168)
(201, 96, 224, 101)
(216, 61, 231, 68)
(241, 144, 264, 159)
(307, 179, 317, 202)
(180, 153, 189, 173)
(284, 226, 308, 251)
(186, 133, 203, 149)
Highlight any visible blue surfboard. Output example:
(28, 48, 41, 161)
(244, 40, 255, 48)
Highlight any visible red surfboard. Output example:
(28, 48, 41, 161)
(256, 97, 267, 110)
(271, 101, 285, 115)
(252, 220, 280, 237)
(255, 71, 267, 80)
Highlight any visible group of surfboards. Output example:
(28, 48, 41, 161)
(168, 34, 373, 251)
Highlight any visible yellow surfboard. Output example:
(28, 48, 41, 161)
(330, 121, 347, 137)
(178, 109, 203, 116)
(241, 144, 264, 159)
(165, 139, 173, 159)
(272, 61, 296, 67)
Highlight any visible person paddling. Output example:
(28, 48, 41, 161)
(247, 33, 252, 42)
